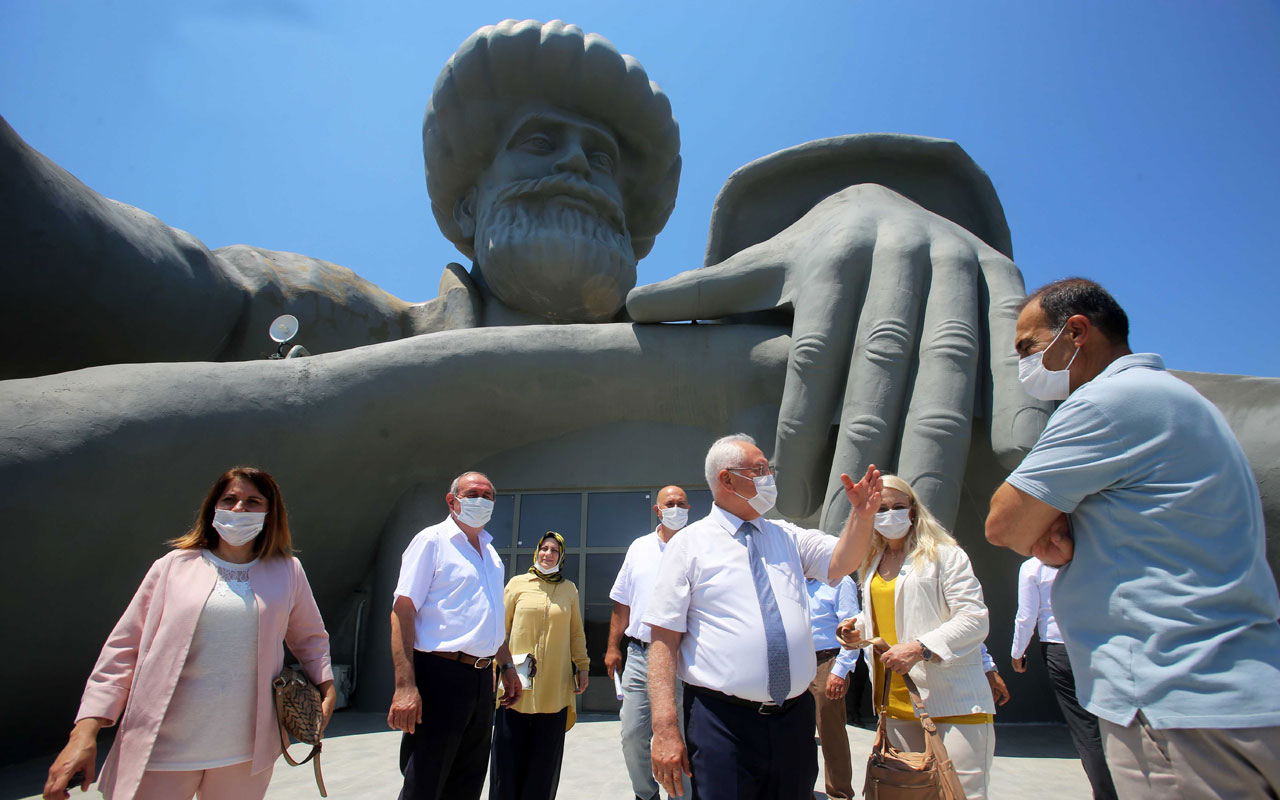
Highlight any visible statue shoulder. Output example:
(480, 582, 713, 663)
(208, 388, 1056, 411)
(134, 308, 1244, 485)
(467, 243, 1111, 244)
(405, 262, 482, 335)
(212, 250, 481, 358)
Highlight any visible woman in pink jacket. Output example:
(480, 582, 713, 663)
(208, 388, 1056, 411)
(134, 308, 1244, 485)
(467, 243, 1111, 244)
(43, 466, 335, 800)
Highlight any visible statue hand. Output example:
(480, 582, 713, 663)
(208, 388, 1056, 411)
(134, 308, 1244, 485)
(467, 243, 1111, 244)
(627, 183, 1051, 527)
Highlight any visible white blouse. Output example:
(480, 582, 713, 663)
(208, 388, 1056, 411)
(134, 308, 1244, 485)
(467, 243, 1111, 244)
(148, 550, 259, 770)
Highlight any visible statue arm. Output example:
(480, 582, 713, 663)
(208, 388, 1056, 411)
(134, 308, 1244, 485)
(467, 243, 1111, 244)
(0, 114, 248, 378)
(0, 115, 465, 378)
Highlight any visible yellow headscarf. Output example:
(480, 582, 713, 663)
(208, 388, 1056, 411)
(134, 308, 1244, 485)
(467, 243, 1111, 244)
(528, 530, 566, 583)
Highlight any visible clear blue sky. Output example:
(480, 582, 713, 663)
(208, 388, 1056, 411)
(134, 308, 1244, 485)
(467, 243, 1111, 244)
(3, 0, 1277, 376)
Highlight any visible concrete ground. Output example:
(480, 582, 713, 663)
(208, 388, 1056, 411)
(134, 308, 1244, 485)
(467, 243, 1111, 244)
(4, 712, 1092, 799)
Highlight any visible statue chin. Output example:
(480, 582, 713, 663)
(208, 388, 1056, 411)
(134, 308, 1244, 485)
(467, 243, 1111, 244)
(475, 230, 637, 324)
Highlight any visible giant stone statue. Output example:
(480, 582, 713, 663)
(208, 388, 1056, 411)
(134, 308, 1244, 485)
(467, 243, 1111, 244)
(1, 19, 1276, 760)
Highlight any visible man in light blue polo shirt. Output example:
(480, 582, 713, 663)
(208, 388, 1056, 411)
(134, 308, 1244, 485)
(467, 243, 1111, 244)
(986, 278, 1280, 798)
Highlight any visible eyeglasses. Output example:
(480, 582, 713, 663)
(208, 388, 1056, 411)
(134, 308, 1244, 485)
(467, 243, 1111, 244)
(728, 464, 780, 478)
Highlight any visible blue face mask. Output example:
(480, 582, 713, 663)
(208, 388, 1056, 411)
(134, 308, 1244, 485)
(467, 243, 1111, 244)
(1018, 326, 1078, 401)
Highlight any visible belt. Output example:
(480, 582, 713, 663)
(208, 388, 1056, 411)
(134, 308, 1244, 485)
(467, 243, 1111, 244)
(428, 650, 496, 669)
(626, 637, 650, 651)
(684, 683, 804, 716)
(816, 648, 840, 661)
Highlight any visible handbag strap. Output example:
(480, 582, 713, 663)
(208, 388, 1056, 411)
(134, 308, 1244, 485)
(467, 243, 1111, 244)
(869, 664, 894, 755)
(902, 672, 968, 798)
(274, 688, 328, 797)
(900, 673, 938, 734)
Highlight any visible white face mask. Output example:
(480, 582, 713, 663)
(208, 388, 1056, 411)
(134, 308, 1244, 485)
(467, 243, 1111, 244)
(874, 508, 912, 540)
(660, 506, 689, 531)
(212, 509, 266, 546)
(534, 561, 560, 575)
(731, 473, 777, 516)
(1019, 325, 1080, 402)
(454, 496, 494, 528)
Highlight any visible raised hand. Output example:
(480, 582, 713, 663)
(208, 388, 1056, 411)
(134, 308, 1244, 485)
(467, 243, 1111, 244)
(841, 465, 882, 521)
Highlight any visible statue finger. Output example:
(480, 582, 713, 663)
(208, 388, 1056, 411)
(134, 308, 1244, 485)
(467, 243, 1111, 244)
(893, 240, 982, 529)
(772, 270, 864, 518)
(817, 235, 929, 532)
(978, 249, 1053, 469)
(625, 242, 786, 322)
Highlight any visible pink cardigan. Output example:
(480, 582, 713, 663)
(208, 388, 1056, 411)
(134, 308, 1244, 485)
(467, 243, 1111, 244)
(76, 549, 333, 799)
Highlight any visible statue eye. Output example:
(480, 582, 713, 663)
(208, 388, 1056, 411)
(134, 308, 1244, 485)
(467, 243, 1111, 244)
(589, 150, 615, 173)
(520, 133, 555, 153)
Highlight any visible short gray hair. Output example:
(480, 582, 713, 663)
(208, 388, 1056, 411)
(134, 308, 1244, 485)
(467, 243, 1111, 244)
(704, 434, 757, 492)
(450, 471, 495, 496)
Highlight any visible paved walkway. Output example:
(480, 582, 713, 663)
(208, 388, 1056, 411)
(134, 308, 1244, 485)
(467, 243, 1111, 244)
(5, 712, 1092, 799)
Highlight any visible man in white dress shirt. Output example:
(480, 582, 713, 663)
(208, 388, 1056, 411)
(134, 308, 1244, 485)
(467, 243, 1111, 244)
(606, 485, 693, 800)
(1011, 556, 1116, 799)
(387, 471, 522, 800)
(644, 434, 881, 799)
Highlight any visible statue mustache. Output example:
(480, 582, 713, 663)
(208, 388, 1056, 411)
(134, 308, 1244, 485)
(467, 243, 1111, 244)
(489, 174, 626, 235)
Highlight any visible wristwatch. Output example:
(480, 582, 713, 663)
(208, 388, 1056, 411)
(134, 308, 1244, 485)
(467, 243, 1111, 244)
(498, 663, 515, 673)
(916, 641, 933, 661)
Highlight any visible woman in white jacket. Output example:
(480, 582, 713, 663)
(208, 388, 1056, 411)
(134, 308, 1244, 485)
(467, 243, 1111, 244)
(842, 475, 994, 798)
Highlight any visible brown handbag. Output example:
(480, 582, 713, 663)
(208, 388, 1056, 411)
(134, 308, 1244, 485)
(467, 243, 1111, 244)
(272, 666, 328, 797)
(863, 669, 968, 799)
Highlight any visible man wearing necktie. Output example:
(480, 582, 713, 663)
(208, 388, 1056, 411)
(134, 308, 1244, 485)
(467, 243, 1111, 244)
(643, 434, 882, 799)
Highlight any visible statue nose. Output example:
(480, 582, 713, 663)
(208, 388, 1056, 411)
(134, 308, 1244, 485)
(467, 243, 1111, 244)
(555, 141, 591, 176)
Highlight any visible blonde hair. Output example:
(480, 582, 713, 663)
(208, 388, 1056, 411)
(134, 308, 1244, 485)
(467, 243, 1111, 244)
(858, 474, 956, 577)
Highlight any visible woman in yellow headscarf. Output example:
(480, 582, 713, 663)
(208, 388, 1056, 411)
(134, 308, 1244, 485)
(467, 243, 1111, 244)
(490, 531, 589, 800)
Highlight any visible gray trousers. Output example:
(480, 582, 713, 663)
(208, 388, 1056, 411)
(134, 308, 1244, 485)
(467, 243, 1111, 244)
(1100, 711, 1280, 799)
(619, 640, 688, 800)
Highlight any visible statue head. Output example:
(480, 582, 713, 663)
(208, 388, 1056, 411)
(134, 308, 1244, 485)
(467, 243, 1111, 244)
(424, 20, 681, 322)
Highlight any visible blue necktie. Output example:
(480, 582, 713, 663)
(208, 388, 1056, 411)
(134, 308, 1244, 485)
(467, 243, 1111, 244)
(739, 521, 791, 705)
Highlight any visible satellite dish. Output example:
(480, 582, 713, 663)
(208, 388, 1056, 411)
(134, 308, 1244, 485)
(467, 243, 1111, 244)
(269, 314, 299, 343)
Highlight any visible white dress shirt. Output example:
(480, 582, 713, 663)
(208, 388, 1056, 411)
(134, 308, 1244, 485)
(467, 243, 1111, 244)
(1010, 556, 1062, 659)
(609, 528, 673, 643)
(393, 515, 506, 657)
(642, 505, 836, 703)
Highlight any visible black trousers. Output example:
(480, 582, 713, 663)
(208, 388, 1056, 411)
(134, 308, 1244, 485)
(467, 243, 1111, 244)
(845, 652, 873, 723)
(398, 651, 496, 800)
(489, 706, 569, 800)
(683, 687, 817, 800)
(1043, 642, 1118, 800)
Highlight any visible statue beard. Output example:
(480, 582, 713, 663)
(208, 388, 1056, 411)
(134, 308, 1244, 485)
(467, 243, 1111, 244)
(472, 175, 637, 323)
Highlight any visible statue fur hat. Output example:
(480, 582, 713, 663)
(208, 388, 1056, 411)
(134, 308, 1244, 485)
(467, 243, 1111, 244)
(424, 19, 682, 262)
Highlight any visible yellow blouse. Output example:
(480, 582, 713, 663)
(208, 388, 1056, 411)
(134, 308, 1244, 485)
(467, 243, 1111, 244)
(869, 571, 992, 725)
(503, 574, 590, 729)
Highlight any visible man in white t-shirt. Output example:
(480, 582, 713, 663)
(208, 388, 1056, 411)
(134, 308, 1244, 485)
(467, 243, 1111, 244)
(606, 485, 692, 800)
(387, 471, 522, 800)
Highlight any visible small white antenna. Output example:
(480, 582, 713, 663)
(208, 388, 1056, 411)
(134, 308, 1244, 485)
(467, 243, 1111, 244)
(269, 314, 300, 343)
(268, 315, 302, 359)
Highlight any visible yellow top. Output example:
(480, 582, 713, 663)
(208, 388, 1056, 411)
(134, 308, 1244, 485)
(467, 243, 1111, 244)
(869, 571, 993, 725)
(503, 574, 590, 729)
